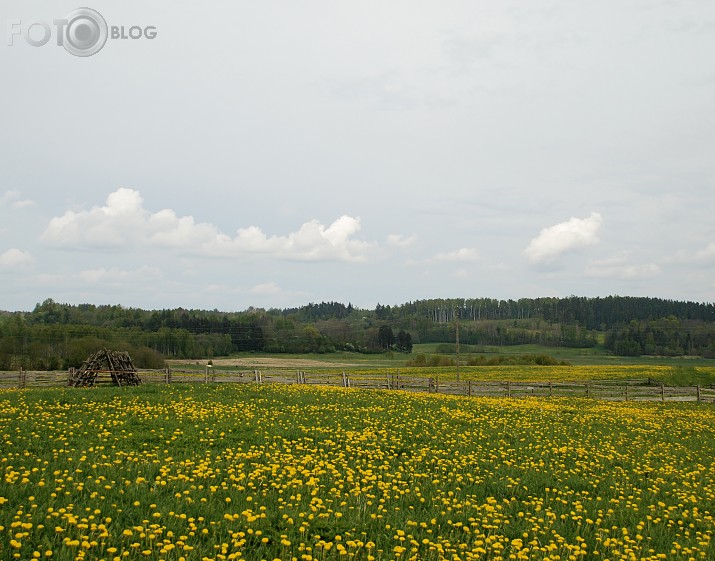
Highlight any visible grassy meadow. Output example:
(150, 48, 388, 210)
(170, 344, 715, 387)
(1, 383, 715, 560)
(199, 343, 715, 369)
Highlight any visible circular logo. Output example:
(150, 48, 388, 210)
(63, 7, 108, 57)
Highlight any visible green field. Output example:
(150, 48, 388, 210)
(2, 384, 715, 560)
(171, 345, 715, 387)
(183, 344, 715, 368)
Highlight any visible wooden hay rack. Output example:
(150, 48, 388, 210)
(68, 349, 142, 387)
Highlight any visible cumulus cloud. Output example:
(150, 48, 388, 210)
(0, 190, 35, 209)
(41, 188, 382, 262)
(584, 252, 660, 279)
(524, 212, 603, 265)
(0, 248, 35, 269)
(42, 188, 148, 248)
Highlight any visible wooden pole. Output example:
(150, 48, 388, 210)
(507, 380, 511, 398)
(661, 384, 665, 402)
(549, 381, 553, 398)
(625, 385, 629, 401)
(468, 379, 472, 397)
(697, 385, 701, 403)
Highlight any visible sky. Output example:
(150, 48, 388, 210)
(1, 0, 714, 312)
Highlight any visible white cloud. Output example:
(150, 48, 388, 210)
(0, 190, 35, 209)
(584, 252, 660, 279)
(0, 248, 35, 269)
(42, 188, 148, 248)
(41, 188, 384, 263)
(524, 212, 603, 265)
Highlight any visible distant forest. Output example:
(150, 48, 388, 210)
(1, 296, 715, 369)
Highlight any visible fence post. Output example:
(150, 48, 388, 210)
(386, 372, 391, 390)
(661, 384, 665, 402)
(549, 381, 553, 398)
(697, 385, 701, 403)
(468, 379, 472, 397)
(342, 371, 347, 387)
(435, 377, 439, 394)
(586, 382, 590, 398)
(507, 380, 511, 398)
(625, 385, 629, 401)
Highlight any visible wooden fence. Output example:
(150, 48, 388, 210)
(1, 368, 714, 403)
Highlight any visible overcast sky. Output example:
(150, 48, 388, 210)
(1, 0, 714, 312)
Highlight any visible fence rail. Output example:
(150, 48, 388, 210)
(1, 368, 714, 403)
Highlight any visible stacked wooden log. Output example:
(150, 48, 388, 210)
(68, 349, 142, 387)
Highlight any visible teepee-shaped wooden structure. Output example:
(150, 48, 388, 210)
(68, 349, 142, 387)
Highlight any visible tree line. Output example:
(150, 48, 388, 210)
(1, 295, 714, 369)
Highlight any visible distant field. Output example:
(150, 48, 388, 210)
(169, 346, 715, 385)
(412, 343, 715, 366)
(2, 384, 714, 561)
(172, 343, 715, 369)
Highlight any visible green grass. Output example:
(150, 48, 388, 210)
(171, 346, 715, 386)
(413, 343, 715, 366)
(192, 344, 715, 370)
(2, 384, 715, 560)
